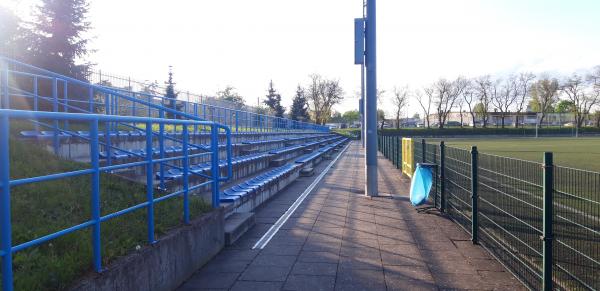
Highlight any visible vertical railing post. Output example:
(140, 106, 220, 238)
(88, 87, 94, 113)
(182, 126, 190, 224)
(235, 110, 239, 133)
(0, 115, 14, 291)
(421, 138, 426, 163)
(89, 119, 102, 272)
(471, 146, 479, 244)
(34, 77, 39, 132)
(104, 93, 112, 167)
(145, 122, 156, 243)
(52, 78, 59, 155)
(194, 103, 199, 134)
(440, 141, 446, 212)
(63, 81, 69, 131)
(211, 125, 220, 208)
(158, 110, 165, 190)
(542, 152, 554, 291)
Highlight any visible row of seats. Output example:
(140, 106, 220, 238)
(155, 137, 344, 181)
(98, 135, 336, 160)
(156, 152, 269, 180)
(219, 163, 300, 205)
(219, 137, 348, 206)
(20, 130, 329, 138)
(294, 138, 347, 164)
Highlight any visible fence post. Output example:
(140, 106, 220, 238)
(90, 120, 102, 272)
(396, 136, 402, 169)
(145, 122, 156, 244)
(421, 139, 426, 163)
(211, 125, 220, 208)
(440, 141, 446, 212)
(0, 115, 14, 291)
(542, 152, 554, 291)
(182, 126, 190, 224)
(471, 146, 478, 244)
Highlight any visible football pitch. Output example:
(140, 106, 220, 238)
(425, 137, 600, 172)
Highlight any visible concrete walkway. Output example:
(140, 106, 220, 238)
(177, 141, 524, 291)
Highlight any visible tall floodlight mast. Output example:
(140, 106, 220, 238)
(365, 0, 378, 196)
(354, 0, 377, 196)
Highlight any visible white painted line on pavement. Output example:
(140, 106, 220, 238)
(252, 142, 351, 250)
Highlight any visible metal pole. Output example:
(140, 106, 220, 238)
(439, 141, 446, 212)
(0, 115, 14, 291)
(90, 120, 102, 272)
(211, 125, 220, 208)
(146, 122, 156, 243)
(542, 152, 554, 291)
(365, 0, 378, 197)
(361, 63, 366, 148)
(471, 146, 478, 244)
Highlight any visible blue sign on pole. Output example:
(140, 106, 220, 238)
(354, 18, 365, 65)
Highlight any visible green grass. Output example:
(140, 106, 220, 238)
(425, 137, 600, 172)
(4, 132, 212, 290)
(332, 128, 360, 138)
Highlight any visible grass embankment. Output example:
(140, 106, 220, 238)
(332, 128, 360, 138)
(4, 130, 212, 290)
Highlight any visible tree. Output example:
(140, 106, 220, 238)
(31, 0, 92, 79)
(217, 86, 245, 108)
(305, 74, 344, 125)
(290, 85, 310, 122)
(531, 77, 559, 127)
(555, 100, 575, 113)
(491, 76, 519, 128)
(163, 66, 180, 119)
(463, 80, 478, 127)
(561, 73, 600, 131)
(263, 80, 285, 117)
(555, 100, 575, 126)
(593, 110, 600, 128)
(514, 73, 536, 128)
(329, 111, 345, 123)
(378, 109, 387, 130)
(415, 90, 433, 128)
(428, 77, 468, 128)
(342, 110, 360, 123)
(391, 86, 410, 129)
(0, 6, 27, 59)
(473, 75, 494, 127)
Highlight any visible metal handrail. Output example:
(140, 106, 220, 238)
(0, 109, 231, 291)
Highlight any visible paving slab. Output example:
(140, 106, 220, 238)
(176, 141, 523, 290)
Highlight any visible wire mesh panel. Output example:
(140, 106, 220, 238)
(424, 143, 441, 208)
(553, 166, 600, 290)
(477, 153, 544, 289)
(444, 146, 472, 233)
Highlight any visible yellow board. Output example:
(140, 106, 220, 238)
(402, 138, 414, 177)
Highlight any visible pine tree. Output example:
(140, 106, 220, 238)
(0, 6, 27, 59)
(31, 0, 92, 79)
(164, 66, 179, 119)
(263, 80, 285, 117)
(290, 85, 310, 122)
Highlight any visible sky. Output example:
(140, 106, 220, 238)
(4, 0, 600, 117)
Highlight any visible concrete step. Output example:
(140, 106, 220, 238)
(224, 212, 256, 245)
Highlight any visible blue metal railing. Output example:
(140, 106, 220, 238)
(0, 109, 231, 291)
(0, 56, 329, 133)
(0, 56, 245, 190)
